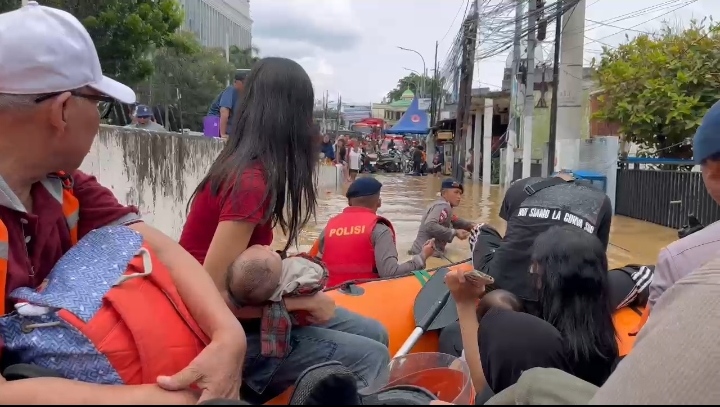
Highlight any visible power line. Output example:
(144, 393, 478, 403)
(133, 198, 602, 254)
(440, 0, 470, 45)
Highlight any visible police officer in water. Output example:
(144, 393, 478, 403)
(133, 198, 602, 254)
(315, 177, 435, 286)
(409, 178, 476, 257)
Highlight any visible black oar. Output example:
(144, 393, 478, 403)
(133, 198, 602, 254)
(394, 262, 469, 358)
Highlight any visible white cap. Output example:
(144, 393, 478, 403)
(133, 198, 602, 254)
(0, 1, 136, 104)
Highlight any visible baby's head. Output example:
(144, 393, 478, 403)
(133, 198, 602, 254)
(226, 245, 283, 306)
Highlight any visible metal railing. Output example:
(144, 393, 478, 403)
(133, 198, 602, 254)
(615, 168, 720, 229)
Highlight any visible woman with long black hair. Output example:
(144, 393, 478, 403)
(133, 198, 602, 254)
(179, 57, 389, 402)
(447, 225, 618, 402)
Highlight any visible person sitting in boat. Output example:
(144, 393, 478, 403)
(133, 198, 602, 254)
(447, 225, 618, 403)
(0, 3, 245, 403)
(409, 179, 475, 257)
(468, 171, 618, 314)
(225, 245, 328, 358)
(436, 253, 720, 406)
(314, 177, 436, 286)
(648, 101, 720, 310)
(179, 57, 389, 403)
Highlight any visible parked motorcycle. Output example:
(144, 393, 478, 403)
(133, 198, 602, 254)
(375, 148, 403, 173)
(678, 214, 704, 239)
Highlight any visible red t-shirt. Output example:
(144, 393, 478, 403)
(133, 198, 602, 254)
(1, 170, 141, 313)
(179, 166, 273, 265)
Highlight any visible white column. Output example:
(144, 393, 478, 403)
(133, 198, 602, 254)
(556, 0, 586, 172)
(473, 112, 482, 182)
(504, 124, 516, 186)
(466, 115, 473, 160)
(482, 98, 493, 184)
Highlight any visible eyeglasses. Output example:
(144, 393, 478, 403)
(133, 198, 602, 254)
(35, 91, 116, 119)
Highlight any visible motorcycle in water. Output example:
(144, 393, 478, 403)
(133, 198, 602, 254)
(678, 214, 705, 238)
(375, 148, 403, 173)
(360, 152, 377, 174)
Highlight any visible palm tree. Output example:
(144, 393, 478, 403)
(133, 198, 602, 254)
(228, 45, 259, 69)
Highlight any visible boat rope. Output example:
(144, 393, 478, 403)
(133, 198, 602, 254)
(325, 257, 472, 291)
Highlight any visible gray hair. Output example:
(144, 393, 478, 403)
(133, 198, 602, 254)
(0, 93, 39, 111)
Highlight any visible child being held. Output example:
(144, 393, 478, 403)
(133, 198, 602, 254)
(225, 245, 328, 358)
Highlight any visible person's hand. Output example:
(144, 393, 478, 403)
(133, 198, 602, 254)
(157, 330, 246, 404)
(286, 292, 336, 324)
(455, 229, 470, 240)
(445, 269, 485, 305)
(421, 238, 435, 259)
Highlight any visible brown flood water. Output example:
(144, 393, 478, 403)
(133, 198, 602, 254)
(277, 174, 678, 270)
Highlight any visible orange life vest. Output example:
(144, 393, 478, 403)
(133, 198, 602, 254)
(322, 207, 395, 287)
(0, 173, 208, 384)
(0, 173, 79, 315)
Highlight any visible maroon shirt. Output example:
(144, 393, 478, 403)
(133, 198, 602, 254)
(179, 165, 273, 265)
(1, 170, 140, 312)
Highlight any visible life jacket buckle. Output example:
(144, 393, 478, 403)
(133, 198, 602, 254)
(113, 248, 153, 286)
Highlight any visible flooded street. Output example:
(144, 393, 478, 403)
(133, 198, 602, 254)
(285, 173, 678, 269)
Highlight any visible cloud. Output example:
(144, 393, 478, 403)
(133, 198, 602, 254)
(254, 38, 319, 60)
(296, 56, 337, 96)
(252, 0, 362, 52)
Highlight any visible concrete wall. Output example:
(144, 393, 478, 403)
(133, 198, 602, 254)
(81, 126, 340, 240)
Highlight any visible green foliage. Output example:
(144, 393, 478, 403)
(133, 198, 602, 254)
(386, 73, 448, 102)
(0, 0, 183, 86)
(593, 20, 720, 158)
(138, 31, 235, 131)
(229, 45, 260, 69)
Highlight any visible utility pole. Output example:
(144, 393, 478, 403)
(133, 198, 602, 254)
(452, 0, 479, 181)
(547, 0, 563, 176)
(336, 94, 342, 131)
(521, 0, 538, 178)
(556, 0, 586, 171)
(430, 41, 439, 126)
(506, 0, 524, 186)
(322, 91, 328, 134)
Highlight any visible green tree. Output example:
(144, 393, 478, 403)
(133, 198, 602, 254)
(138, 31, 234, 131)
(228, 45, 260, 69)
(0, 0, 183, 86)
(594, 21, 720, 158)
(386, 73, 448, 102)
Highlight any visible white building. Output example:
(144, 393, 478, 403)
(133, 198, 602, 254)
(177, 0, 253, 50)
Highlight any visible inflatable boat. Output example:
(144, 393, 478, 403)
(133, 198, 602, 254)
(266, 260, 645, 404)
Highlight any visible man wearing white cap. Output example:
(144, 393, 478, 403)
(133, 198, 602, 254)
(0, 2, 245, 404)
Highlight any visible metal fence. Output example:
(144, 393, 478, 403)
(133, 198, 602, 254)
(615, 169, 720, 229)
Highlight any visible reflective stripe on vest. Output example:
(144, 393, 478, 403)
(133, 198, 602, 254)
(0, 176, 79, 315)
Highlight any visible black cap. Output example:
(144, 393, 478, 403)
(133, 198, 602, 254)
(346, 177, 383, 199)
(235, 69, 250, 81)
(441, 178, 463, 192)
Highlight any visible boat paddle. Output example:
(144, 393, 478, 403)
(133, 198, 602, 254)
(393, 260, 471, 358)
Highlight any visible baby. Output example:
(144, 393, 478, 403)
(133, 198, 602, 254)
(225, 245, 328, 358)
(225, 245, 285, 307)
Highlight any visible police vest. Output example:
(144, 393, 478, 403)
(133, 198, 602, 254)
(323, 207, 395, 287)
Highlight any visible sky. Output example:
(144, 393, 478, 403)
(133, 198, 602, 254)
(250, 0, 715, 105)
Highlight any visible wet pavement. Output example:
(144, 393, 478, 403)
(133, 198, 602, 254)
(282, 173, 678, 269)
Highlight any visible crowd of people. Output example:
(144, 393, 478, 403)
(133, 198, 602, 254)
(2, 2, 720, 406)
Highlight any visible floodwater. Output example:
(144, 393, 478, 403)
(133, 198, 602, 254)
(281, 173, 678, 269)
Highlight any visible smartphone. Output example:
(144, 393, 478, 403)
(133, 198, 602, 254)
(465, 269, 494, 286)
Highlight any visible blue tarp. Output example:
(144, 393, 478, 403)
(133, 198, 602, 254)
(385, 97, 429, 135)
